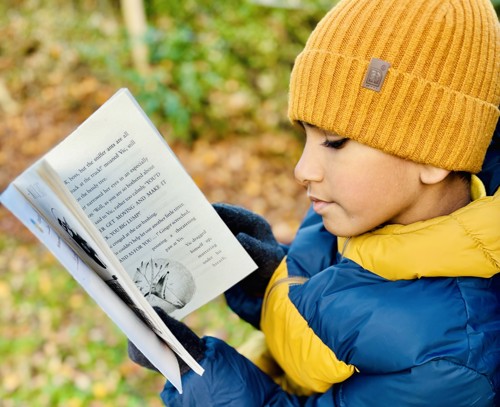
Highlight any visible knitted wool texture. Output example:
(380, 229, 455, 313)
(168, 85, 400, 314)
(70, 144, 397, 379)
(288, 0, 500, 173)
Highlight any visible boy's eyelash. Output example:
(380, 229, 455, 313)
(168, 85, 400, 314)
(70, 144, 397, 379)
(321, 138, 349, 149)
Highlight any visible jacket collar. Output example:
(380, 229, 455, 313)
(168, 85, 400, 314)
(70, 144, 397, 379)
(338, 176, 499, 280)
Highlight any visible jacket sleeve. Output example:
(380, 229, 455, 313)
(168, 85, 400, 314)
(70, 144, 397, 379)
(161, 337, 292, 406)
(160, 338, 495, 407)
(161, 337, 336, 406)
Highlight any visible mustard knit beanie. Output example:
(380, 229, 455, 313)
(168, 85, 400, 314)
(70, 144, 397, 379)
(288, 0, 500, 173)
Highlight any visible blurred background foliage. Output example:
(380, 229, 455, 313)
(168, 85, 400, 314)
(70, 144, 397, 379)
(0, 0, 334, 143)
(1, 1, 499, 406)
(493, 0, 500, 13)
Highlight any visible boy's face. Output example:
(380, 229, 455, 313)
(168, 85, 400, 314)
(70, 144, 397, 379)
(295, 123, 426, 237)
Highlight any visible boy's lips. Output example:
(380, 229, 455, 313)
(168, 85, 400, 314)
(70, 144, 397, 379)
(308, 194, 333, 213)
(312, 200, 331, 213)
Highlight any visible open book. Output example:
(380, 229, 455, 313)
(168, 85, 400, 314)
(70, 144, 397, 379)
(0, 88, 257, 393)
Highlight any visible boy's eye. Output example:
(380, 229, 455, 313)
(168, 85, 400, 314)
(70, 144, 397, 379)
(321, 138, 349, 149)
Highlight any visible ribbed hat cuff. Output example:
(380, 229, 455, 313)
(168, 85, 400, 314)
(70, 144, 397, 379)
(288, 50, 500, 173)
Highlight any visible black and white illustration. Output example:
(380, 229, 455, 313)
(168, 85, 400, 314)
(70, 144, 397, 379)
(133, 258, 196, 314)
(51, 208, 107, 269)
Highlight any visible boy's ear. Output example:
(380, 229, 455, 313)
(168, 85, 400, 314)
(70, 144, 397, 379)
(419, 165, 451, 185)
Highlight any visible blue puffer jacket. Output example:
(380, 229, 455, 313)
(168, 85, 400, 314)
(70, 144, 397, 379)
(161, 131, 500, 406)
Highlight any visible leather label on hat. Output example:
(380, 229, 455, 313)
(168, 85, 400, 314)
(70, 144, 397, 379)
(362, 58, 391, 92)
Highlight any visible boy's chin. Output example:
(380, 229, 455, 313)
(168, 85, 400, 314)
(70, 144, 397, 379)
(321, 217, 368, 238)
(322, 219, 350, 238)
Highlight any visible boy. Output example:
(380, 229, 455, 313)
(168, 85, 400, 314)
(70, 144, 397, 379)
(129, 0, 500, 405)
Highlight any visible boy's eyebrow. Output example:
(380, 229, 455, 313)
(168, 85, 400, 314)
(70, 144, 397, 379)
(300, 121, 346, 139)
(299, 121, 317, 129)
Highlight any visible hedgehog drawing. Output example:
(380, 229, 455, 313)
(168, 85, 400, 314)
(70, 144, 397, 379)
(133, 258, 196, 314)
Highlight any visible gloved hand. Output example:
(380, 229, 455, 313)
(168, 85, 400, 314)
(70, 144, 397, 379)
(128, 307, 205, 375)
(213, 203, 285, 296)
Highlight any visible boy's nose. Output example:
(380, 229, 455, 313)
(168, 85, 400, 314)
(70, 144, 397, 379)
(294, 143, 323, 186)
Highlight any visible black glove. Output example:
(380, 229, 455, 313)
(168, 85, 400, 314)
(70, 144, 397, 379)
(213, 203, 285, 296)
(128, 307, 205, 375)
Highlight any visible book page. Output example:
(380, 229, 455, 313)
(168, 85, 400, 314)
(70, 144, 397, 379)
(42, 88, 257, 319)
(0, 184, 184, 393)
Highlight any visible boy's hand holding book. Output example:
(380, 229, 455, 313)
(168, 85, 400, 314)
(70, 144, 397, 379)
(128, 306, 206, 375)
(213, 203, 285, 296)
